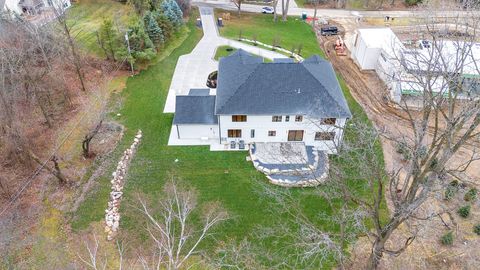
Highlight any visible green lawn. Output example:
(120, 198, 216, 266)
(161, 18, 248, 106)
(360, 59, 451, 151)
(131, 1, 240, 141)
(214, 45, 273, 62)
(218, 11, 324, 58)
(67, 0, 136, 56)
(72, 8, 386, 268)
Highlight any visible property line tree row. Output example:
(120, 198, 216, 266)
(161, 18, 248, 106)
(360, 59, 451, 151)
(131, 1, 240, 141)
(98, 0, 189, 67)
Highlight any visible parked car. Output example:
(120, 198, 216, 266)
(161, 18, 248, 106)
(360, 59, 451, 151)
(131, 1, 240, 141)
(320, 26, 338, 36)
(261, 7, 274, 14)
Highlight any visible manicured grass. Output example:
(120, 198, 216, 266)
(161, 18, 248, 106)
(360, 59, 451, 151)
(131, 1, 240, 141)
(67, 0, 136, 56)
(214, 45, 272, 62)
(214, 45, 238, 60)
(72, 8, 386, 268)
(218, 11, 324, 58)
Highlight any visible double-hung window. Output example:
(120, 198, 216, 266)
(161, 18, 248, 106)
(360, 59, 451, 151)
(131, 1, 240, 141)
(232, 115, 247, 122)
(272, 116, 282, 122)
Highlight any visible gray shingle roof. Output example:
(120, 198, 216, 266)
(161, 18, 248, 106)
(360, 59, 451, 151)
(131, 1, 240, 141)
(215, 50, 351, 118)
(173, 95, 218, 125)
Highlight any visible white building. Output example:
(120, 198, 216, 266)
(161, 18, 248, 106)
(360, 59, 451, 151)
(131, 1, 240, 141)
(350, 28, 480, 102)
(170, 50, 352, 153)
(1, 0, 70, 16)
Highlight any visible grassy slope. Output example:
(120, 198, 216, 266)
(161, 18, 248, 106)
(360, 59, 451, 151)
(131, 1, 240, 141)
(218, 12, 324, 58)
(67, 0, 136, 56)
(72, 7, 386, 268)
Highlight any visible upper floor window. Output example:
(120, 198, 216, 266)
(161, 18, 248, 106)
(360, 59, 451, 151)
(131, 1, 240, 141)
(268, 131, 276, 136)
(315, 132, 335, 141)
(285, 116, 290, 122)
(295, 115, 303, 122)
(272, 116, 282, 122)
(232, 115, 247, 122)
(321, 118, 336, 125)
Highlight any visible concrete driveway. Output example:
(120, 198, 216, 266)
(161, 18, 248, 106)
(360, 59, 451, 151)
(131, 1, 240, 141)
(163, 7, 287, 113)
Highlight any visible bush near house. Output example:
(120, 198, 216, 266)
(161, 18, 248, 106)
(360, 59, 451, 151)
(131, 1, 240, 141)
(474, 224, 480, 236)
(458, 205, 471, 218)
(464, 188, 477, 202)
(441, 231, 454, 245)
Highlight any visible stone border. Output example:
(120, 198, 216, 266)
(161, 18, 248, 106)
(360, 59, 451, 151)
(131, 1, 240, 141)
(249, 144, 329, 187)
(104, 130, 142, 241)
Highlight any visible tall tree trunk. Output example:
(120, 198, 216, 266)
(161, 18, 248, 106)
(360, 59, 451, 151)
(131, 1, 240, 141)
(282, 0, 290, 21)
(61, 18, 87, 92)
(312, 0, 318, 26)
(367, 238, 386, 270)
(273, 0, 278, 22)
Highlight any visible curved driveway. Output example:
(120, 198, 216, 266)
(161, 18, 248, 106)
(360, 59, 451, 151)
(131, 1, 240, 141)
(163, 7, 287, 113)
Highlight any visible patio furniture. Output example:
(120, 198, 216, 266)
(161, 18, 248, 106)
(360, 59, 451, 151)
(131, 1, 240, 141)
(230, 141, 236, 149)
(238, 140, 245, 150)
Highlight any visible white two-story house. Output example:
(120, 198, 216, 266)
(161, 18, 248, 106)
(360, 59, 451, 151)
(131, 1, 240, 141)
(170, 50, 352, 153)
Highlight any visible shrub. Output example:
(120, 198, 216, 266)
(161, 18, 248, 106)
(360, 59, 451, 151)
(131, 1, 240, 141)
(449, 180, 459, 187)
(395, 142, 411, 160)
(474, 224, 480, 236)
(457, 205, 471, 218)
(441, 231, 453, 245)
(464, 188, 477, 202)
(405, 0, 422, 6)
(444, 186, 457, 201)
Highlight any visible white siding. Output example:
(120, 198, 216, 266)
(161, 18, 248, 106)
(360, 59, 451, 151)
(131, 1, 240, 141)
(351, 35, 382, 70)
(219, 115, 347, 154)
(176, 124, 218, 140)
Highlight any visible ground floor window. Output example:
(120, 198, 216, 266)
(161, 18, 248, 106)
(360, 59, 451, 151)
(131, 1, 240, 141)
(315, 132, 335, 141)
(268, 130, 276, 136)
(251, 129, 255, 138)
(228, 129, 242, 138)
(288, 130, 304, 141)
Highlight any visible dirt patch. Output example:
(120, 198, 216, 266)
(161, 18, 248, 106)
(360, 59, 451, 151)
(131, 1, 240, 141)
(315, 22, 480, 269)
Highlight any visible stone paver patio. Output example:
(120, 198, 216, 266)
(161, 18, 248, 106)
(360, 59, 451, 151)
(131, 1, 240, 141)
(250, 142, 329, 187)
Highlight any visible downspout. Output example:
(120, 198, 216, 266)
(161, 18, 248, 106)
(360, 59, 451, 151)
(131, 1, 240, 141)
(218, 116, 222, 144)
(176, 124, 180, 139)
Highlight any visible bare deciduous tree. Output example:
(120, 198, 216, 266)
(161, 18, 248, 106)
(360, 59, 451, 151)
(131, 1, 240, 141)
(82, 119, 104, 158)
(231, 0, 243, 16)
(281, 0, 291, 22)
(138, 180, 228, 270)
(78, 180, 228, 270)
(53, 0, 87, 92)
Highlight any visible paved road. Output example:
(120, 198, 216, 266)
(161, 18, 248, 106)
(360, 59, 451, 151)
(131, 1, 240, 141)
(193, 0, 479, 18)
(164, 7, 287, 113)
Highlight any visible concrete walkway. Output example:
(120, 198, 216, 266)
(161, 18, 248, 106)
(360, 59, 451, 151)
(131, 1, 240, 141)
(163, 7, 287, 113)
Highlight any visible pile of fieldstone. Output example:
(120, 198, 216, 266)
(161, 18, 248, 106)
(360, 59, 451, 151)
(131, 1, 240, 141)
(104, 129, 142, 241)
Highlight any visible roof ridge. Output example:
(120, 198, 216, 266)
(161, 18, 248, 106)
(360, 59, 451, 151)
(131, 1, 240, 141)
(216, 61, 262, 113)
(300, 62, 349, 116)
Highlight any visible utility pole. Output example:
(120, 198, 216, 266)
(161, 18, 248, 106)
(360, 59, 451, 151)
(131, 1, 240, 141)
(125, 32, 134, 75)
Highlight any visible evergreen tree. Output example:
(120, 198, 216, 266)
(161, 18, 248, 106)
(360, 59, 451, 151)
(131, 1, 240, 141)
(98, 18, 120, 61)
(161, 0, 183, 28)
(127, 18, 156, 61)
(153, 11, 174, 39)
(144, 12, 165, 46)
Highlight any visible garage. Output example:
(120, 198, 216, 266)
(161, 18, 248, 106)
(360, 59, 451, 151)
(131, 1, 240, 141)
(172, 92, 218, 140)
